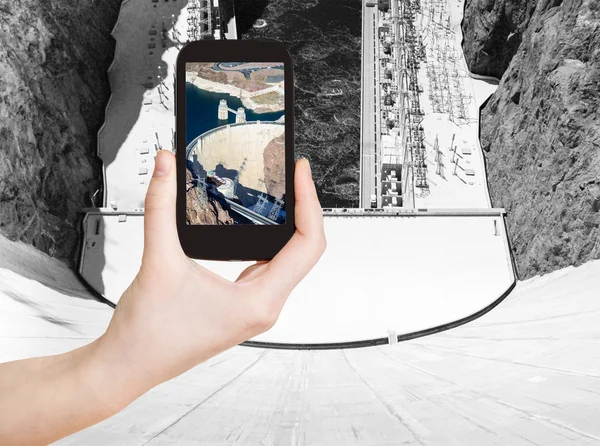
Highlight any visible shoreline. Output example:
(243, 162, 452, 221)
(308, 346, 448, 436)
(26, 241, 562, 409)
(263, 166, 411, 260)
(186, 72, 284, 114)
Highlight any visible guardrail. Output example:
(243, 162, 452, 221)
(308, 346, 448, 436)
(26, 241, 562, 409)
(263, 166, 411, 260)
(80, 202, 278, 226)
(322, 208, 506, 217)
(242, 211, 518, 350)
(225, 199, 277, 225)
(80, 207, 507, 218)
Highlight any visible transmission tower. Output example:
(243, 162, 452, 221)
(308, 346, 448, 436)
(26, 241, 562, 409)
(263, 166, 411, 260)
(253, 195, 269, 215)
(267, 198, 284, 222)
(157, 70, 169, 110)
(187, 0, 212, 42)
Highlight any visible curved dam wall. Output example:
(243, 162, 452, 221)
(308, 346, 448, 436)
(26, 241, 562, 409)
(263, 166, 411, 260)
(189, 122, 285, 198)
(1, 232, 597, 444)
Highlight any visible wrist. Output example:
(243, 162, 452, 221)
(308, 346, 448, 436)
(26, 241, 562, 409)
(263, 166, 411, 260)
(78, 331, 152, 418)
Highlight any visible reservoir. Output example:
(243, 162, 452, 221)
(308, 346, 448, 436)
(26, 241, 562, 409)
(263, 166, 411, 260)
(185, 83, 285, 145)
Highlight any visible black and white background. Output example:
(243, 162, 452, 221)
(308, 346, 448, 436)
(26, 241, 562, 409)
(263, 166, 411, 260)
(0, 0, 598, 443)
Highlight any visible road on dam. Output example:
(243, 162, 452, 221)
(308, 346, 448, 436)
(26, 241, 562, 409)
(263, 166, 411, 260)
(360, 0, 378, 208)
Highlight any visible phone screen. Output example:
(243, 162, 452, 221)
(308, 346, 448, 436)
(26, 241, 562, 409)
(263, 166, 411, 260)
(185, 62, 286, 226)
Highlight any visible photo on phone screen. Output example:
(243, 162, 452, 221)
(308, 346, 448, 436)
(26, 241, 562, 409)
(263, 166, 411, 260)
(185, 62, 286, 226)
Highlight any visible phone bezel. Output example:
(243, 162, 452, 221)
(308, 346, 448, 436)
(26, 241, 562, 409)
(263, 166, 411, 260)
(175, 40, 295, 261)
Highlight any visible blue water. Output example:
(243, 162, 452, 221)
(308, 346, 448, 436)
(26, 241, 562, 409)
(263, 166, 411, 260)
(185, 82, 285, 145)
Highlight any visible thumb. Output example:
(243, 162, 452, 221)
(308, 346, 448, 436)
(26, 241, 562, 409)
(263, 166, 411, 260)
(142, 150, 183, 265)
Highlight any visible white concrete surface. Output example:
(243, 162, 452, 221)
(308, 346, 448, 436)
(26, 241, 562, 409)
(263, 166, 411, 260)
(411, 0, 497, 208)
(1, 234, 598, 444)
(0, 235, 112, 360)
(99, 0, 190, 211)
(79, 212, 143, 301)
(190, 123, 285, 197)
(79, 213, 515, 344)
(370, 0, 498, 209)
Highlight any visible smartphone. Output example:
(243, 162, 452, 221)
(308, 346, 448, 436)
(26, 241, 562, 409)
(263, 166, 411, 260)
(175, 40, 295, 261)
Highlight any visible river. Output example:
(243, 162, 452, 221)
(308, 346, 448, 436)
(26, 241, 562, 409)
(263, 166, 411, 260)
(238, 0, 362, 208)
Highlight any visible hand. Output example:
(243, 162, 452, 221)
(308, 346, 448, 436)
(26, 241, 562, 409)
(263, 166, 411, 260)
(0, 150, 325, 445)
(86, 150, 326, 414)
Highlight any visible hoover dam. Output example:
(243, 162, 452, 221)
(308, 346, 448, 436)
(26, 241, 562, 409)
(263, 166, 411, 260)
(0, 0, 598, 443)
(186, 120, 286, 225)
(1, 236, 598, 444)
(187, 122, 285, 205)
(77, 0, 516, 344)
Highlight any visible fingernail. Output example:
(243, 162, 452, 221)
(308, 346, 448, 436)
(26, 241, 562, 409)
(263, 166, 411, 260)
(153, 151, 171, 177)
(304, 158, 311, 175)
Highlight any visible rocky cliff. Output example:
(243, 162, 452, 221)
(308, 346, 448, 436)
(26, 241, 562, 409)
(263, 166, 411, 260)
(463, 0, 600, 278)
(263, 133, 285, 199)
(462, 0, 537, 78)
(186, 170, 234, 225)
(0, 0, 122, 265)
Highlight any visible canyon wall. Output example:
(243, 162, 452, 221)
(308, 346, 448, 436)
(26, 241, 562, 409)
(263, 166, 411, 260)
(186, 170, 234, 225)
(0, 0, 122, 265)
(463, 0, 600, 278)
(2, 0, 598, 279)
